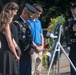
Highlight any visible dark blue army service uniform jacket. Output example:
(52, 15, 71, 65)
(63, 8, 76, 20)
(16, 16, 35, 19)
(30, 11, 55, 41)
(14, 17, 32, 60)
(65, 19, 76, 58)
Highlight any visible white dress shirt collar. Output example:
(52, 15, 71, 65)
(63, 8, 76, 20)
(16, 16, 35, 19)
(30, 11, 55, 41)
(20, 16, 26, 23)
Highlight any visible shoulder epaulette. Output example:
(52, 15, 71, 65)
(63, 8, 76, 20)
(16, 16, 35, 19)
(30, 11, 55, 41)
(14, 21, 22, 26)
(14, 21, 19, 24)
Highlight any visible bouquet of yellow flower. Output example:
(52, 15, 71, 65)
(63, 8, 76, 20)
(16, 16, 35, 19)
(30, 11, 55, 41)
(42, 14, 65, 69)
(48, 14, 65, 33)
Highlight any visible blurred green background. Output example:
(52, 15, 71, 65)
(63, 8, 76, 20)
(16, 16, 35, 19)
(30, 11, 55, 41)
(0, 0, 76, 28)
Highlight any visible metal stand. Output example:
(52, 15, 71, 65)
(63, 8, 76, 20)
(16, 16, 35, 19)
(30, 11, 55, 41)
(47, 25, 76, 75)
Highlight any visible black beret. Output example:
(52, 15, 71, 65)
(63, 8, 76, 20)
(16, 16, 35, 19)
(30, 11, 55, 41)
(71, 4, 76, 9)
(25, 3, 38, 13)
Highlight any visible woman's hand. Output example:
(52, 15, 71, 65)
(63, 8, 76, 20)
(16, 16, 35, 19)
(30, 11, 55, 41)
(12, 39, 21, 57)
(17, 48, 21, 57)
(15, 54, 20, 61)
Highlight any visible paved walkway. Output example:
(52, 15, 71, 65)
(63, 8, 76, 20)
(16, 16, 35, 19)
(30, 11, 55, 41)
(41, 52, 71, 75)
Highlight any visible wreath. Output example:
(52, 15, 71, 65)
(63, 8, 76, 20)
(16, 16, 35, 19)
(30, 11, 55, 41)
(42, 15, 65, 69)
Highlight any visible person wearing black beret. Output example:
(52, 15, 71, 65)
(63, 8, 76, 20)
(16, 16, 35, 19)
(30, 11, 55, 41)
(13, 3, 37, 75)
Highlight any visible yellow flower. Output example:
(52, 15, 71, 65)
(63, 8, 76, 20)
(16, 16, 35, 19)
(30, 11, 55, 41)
(50, 18, 56, 25)
(56, 16, 61, 21)
(50, 46, 52, 49)
(42, 54, 47, 61)
(47, 28, 52, 32)
(42, 54, 47, 57)
(49, 46, 52, 50)
(45, 48, 47, 51)
(48, 38, 50, 43)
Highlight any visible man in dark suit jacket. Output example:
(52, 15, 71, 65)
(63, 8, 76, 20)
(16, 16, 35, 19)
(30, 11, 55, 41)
(13, 3, 37, 75)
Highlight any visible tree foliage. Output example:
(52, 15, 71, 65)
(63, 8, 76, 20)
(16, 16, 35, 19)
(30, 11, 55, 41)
(0, 0, 76, 28)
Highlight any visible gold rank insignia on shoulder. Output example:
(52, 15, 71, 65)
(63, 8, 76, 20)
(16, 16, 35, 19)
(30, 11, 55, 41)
(73, 24, 76, 31)
(14, 21, 20, 26)
(14, 21, 19, 24)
